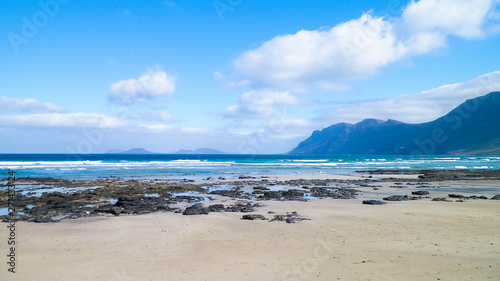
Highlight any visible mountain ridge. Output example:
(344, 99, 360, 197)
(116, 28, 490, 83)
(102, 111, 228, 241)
(289, 92, 500, 155)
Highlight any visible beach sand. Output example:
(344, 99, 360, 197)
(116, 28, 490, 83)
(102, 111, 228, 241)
(1, 178, 500, 281)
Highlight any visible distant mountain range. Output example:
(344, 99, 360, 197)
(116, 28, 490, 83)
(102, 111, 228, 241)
(290, 91, 500, 155)
(105, 148, 226, 154)
(105, 148, 155, 154)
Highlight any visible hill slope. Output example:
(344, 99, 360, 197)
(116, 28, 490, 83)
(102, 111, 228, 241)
(289, 92, 500, 155)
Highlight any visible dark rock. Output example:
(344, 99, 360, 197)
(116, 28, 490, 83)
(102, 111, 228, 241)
(96, 205, 124, 216)
(207, 204, 225, 212)
(112, 196, 171, 215)
(225, 202, 259, 213)
(432, 197, 452, 202)
(209, 189, 245, 198)
(362, 200, 387, 205)
(469, 195, 488, 200)
(383, 195, 409, 201)
(269, 212, 310, 223)
(183, 204, 209, 215)
(448, 194, 466, 199)
(270, 214, 286, 221)
(310, 187, 357, 199)
(492, 195, 500, 200)
(412, 190, 430, 195)
(241, 214, 266, 220)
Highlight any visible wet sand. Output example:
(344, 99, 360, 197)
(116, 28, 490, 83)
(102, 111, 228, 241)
(1, 176, 500, 281)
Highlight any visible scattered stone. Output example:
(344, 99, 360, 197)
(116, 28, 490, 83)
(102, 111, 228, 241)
(207, 204, 225, 212)
(383, 195, 409, 201)
(469, 195, 488, 200)
(242, 214, 266, 220)
(310, 187, 357, 199)
(432, 197, 452, 202)
(269, 211, 309, 223)
(253, 186, 270, 191)
(238, 176, 256, 179)
(412, 190, 430, 195)
(225, 202, 259, 213)
(182, 204, 209, 215)
(362, 200, 387, 205)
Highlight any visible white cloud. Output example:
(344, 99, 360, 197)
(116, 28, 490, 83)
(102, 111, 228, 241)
(128, 110, 178, 122)
(180, 126, 212, 134)
(318, 71, 500, 125)
(108, 68, 176, 104)
(266, 119, 313, 138)
(400, 0, 498, 39)
(0, 113, 127, 128)
(221, 90, 301, 119)
(228, 0, 500, 92)
(141, 124, 174, 132)
(0, 96, 66, 113)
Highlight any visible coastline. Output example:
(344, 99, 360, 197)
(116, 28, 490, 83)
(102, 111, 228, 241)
(1, 170, 500, 280)
(2, 196, 499, 280)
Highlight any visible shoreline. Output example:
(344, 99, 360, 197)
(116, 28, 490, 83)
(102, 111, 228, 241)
(2, 197, 499, 280)
(1, 170, 499, 280)
(1, 170, 500, 223)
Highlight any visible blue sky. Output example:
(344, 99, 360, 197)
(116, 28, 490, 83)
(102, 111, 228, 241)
(1, 0, 500, 153)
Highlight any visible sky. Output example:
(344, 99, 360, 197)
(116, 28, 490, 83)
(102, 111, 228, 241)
(1, 0, 500, 154)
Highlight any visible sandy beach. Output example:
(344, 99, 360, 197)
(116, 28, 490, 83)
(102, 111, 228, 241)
(1, 174, 500, 281)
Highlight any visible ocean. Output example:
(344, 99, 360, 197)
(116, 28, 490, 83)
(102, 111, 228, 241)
(1, 154, 500, 181)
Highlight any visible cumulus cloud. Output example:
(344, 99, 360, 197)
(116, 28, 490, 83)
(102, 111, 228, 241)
(229, 0, 500, 92)
(0, 113, 127, 128)
(317, 71, 500, 125)
(221, 90, 302, 119)
(400, 0, 498, 39)
(0, 96, 65, 113)
(108, 68, 176, 104)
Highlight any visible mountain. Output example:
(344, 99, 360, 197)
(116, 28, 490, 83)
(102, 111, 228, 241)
(170, 148, 226, 154)
(290, 92, 500, 155)
(106, 148, 155, 154)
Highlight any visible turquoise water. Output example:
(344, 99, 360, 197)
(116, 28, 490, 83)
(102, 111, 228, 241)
(1, 154, 499, 180)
